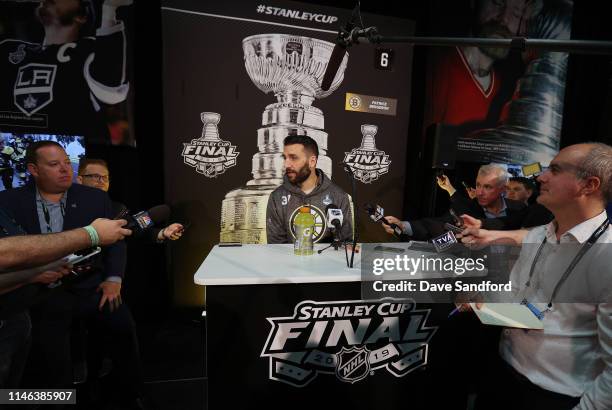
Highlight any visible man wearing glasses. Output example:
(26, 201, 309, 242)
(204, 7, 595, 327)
(0, 141, 143, 408)
(77, 158, 184, 241)
(459, 143, 612, 409)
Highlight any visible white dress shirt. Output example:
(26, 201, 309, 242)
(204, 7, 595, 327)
(499, 211, 612, 410)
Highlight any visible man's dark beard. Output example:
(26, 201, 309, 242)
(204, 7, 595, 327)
(287, 163, 311, 185)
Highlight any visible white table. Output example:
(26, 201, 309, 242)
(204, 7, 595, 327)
(194, 243, 361, 286)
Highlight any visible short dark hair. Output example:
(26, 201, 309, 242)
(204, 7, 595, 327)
(25, 140, 64, 165)
(78, 158, 109, 175)
(283, 135, 319, 158)
(509, 176, 535, 191)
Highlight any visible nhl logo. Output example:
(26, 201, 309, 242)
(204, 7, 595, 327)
(335, 346, 370, 383)
(343, 124, 391, 184)
(182, 112, 240, 178)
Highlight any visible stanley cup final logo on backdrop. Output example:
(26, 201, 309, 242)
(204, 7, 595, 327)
(220, 34, 348, 244)
(344, 124, 391, 184)
(182, 112, 240, 178)
(261, 299, 437, 387)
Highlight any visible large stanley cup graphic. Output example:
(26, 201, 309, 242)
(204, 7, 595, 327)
(220, 34, 348, 243)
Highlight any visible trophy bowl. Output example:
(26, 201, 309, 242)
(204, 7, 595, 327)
(242, 34, 348, 100)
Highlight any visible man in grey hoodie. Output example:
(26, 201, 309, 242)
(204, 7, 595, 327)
(266, 135, 354, 245)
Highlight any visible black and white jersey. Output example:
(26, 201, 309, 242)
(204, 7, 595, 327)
(0, 22, 129, 142)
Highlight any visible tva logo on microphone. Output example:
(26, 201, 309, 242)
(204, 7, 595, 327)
(432, 231, 458, 253)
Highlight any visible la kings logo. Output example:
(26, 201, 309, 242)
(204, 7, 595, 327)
(261, 299, 437, 387)
(344, 124, 391, 184)
(182, 112, 239, 178)
(14, 63, 57, 116)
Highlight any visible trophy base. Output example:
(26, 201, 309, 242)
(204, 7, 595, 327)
(220, 184, 278, 244)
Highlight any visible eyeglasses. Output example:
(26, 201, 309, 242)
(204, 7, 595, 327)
(80, 174, 109, 183)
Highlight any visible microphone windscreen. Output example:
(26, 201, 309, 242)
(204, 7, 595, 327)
(148, 204, 171, 224)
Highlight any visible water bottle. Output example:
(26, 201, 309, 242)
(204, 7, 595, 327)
(294, 206, 315, 256)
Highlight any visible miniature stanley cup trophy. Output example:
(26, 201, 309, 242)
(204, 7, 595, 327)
(360, 124, 378, 150)
(220, 34, 348, 243)
(200, 112, 220, 141)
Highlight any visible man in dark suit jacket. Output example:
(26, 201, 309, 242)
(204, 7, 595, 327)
(0, 141, 142, 407)
(383, 164, 527, 240)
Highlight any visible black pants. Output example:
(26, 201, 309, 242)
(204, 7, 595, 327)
(0, 311, 31, 388)
(24, 287, 142, 400)
(475, 354, 581, 410)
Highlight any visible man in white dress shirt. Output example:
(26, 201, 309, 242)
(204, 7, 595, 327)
(473, 142, 612, 410)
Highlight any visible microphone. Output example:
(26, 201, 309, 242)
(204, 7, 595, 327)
(319, 204, 344, 253)
(117, 204, 171, 233)
(321, 37, 349, 91)
(364, 203, 403, 237)
(321, 3, 361, 91)
(326, 203, 344, 233)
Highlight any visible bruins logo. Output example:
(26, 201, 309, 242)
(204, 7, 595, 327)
(288, 204, 327, 243)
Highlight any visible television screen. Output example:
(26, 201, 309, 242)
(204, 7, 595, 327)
(0, 133, 86, 191)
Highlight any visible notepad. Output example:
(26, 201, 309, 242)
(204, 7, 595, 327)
(470, 303, 544, 329)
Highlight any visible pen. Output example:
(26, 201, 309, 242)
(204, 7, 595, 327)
(448, 306, 460, 318)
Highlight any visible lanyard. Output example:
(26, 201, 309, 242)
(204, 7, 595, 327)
(41, 199, 65, 233)
(524, 217, 609, 308)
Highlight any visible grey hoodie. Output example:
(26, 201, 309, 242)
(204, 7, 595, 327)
(266, 169, 354, 244)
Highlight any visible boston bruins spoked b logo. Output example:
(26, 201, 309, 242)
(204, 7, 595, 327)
(261, 299, 437, 387)
(288, 204, 327, 243)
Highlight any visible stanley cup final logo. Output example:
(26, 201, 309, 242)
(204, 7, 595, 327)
(182, 112, 239, 178)
(261, 299, 437, 387)
(220, 34, 348, 243)
(344, 124, 391, 184)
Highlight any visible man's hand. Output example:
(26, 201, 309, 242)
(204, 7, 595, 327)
(97, 281, 122, 312)
(91, 218, 132, 246)
(455, 302, 484, 312)
(436, 175, 456, 196)
(382, 216, 405, 235)
(158, 223, 184, 241)
(344, 243, 360, 253)
(457, 227, 498, 249)
(29, 265, 71, 284)
(460, 214, 482, 229)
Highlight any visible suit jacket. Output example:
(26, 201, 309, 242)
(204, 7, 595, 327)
(407, 194, 527, 241)
(481, 202, 553, 230)
(0, 182, 126, 288)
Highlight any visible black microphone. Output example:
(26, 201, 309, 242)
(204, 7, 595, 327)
(321, 38, 349, 91)
(117, 205, 171, 233)
(326, 203, 344, 232)
(321, 3, 361, 91)
(364, 203, 403, 237)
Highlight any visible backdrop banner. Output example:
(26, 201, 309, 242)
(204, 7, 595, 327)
(161, 0, 415, 305)
(424, 0, 574, 166)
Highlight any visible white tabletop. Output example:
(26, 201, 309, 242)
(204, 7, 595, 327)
(193, 244, 361, 286)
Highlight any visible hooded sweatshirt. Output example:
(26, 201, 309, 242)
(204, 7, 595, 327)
(266, 169, 354, 244)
